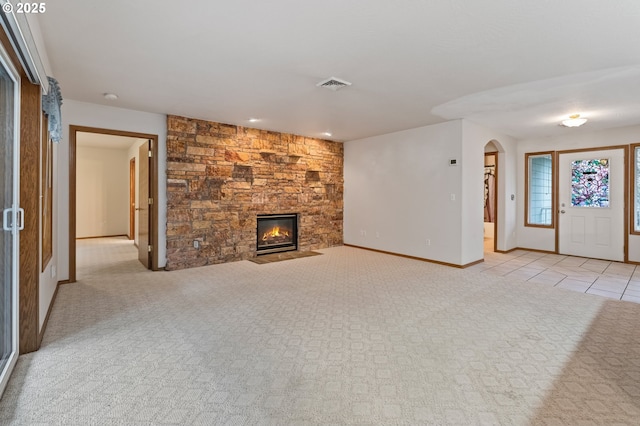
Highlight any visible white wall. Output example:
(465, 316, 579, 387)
(517, 124, 640, 261)
(57, 100, 167, 281)
(344, 120, 466, 265)
(39, 142, 58, 330)
(76, 146, 129, 238)
(344, 119, 518, 266)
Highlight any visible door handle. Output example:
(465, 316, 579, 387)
(560, 210, 566, 214)
(2, 208, 24, 231)
(17, 208, 24, 230)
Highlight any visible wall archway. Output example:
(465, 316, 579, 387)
(483, 139, 505, 252)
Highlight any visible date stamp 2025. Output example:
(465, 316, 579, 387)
(2, 2, 47, 14)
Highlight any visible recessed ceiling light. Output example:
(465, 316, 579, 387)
(248, 118, 260, 123)
(561, 114, 587, 127)
(103, 93, 118, 101)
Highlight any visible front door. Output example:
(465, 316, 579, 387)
(558, 148, 625, 261)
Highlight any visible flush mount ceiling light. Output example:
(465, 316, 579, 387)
(322, 132, 332, 137)
(248, 118, 260, 123)
(316, 77, 352, 91)
(561, 114, 587, 127)
(103, 93, 118, 101)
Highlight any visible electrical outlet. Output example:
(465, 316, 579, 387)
(193, 240, 200, 249)
(376, 231, 380, 238)
(426, 239, 431, 246)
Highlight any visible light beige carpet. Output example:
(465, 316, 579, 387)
(0, 238, 639, 425)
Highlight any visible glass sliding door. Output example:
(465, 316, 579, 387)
(0, 41, 21, 397)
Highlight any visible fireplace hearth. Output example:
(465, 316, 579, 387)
(256, 214, 298, 255)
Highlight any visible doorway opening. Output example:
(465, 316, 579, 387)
(69, 126, 159, 282)
(484, 150, 498, 253)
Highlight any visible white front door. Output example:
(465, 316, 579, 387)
(558, 149, 625, 261)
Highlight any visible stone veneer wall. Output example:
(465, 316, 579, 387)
(165, 115, 344, 270)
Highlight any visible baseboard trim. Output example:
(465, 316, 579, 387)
(494, 247, 518, 254)
(499, 247, 640, 265)
(512, 247, 557, 255)
(343, 244, 484, 269)
(38, 281, 60, 346)
(76, 234, 128, 240)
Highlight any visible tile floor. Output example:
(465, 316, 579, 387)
(470, 239, 640, 304)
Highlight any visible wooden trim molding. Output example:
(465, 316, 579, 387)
(344, 244, 484, 269)
(508, 247, 556, 255)
(624, 145, 630, 264)
(556, 145, 629, 155)
(69, 126, 160, 281)
(630, 143, 640, 236)
(1, 16, 43, 355)
(19, 76, 42, 354)
(77, 234, 128, 240)
(625, 146, 630, 263)
(494, 248, 519, 254)
(69, 127, 76, 283)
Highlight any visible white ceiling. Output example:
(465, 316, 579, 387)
(37, 0, 640, 141)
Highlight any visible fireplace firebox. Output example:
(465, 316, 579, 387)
(256, 214, 298, 255)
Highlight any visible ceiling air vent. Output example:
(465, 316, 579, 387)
(316, 77, 352, 91)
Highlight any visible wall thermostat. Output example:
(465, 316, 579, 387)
(449, 159, 458, 166)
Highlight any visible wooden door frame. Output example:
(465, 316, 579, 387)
(129, 157, 135, 241)
(69, 125, 159, 282)
(554, 145, 629, 262)
(2, 23, 47, 354)
(484, 152, 499, 252)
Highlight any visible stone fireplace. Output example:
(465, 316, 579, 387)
(256, 213, 298, 255)
(165, 115, 344, 270)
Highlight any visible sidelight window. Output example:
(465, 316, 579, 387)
(525, 152, 554, 227)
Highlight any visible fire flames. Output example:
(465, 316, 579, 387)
(262, 226, 289, 241)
